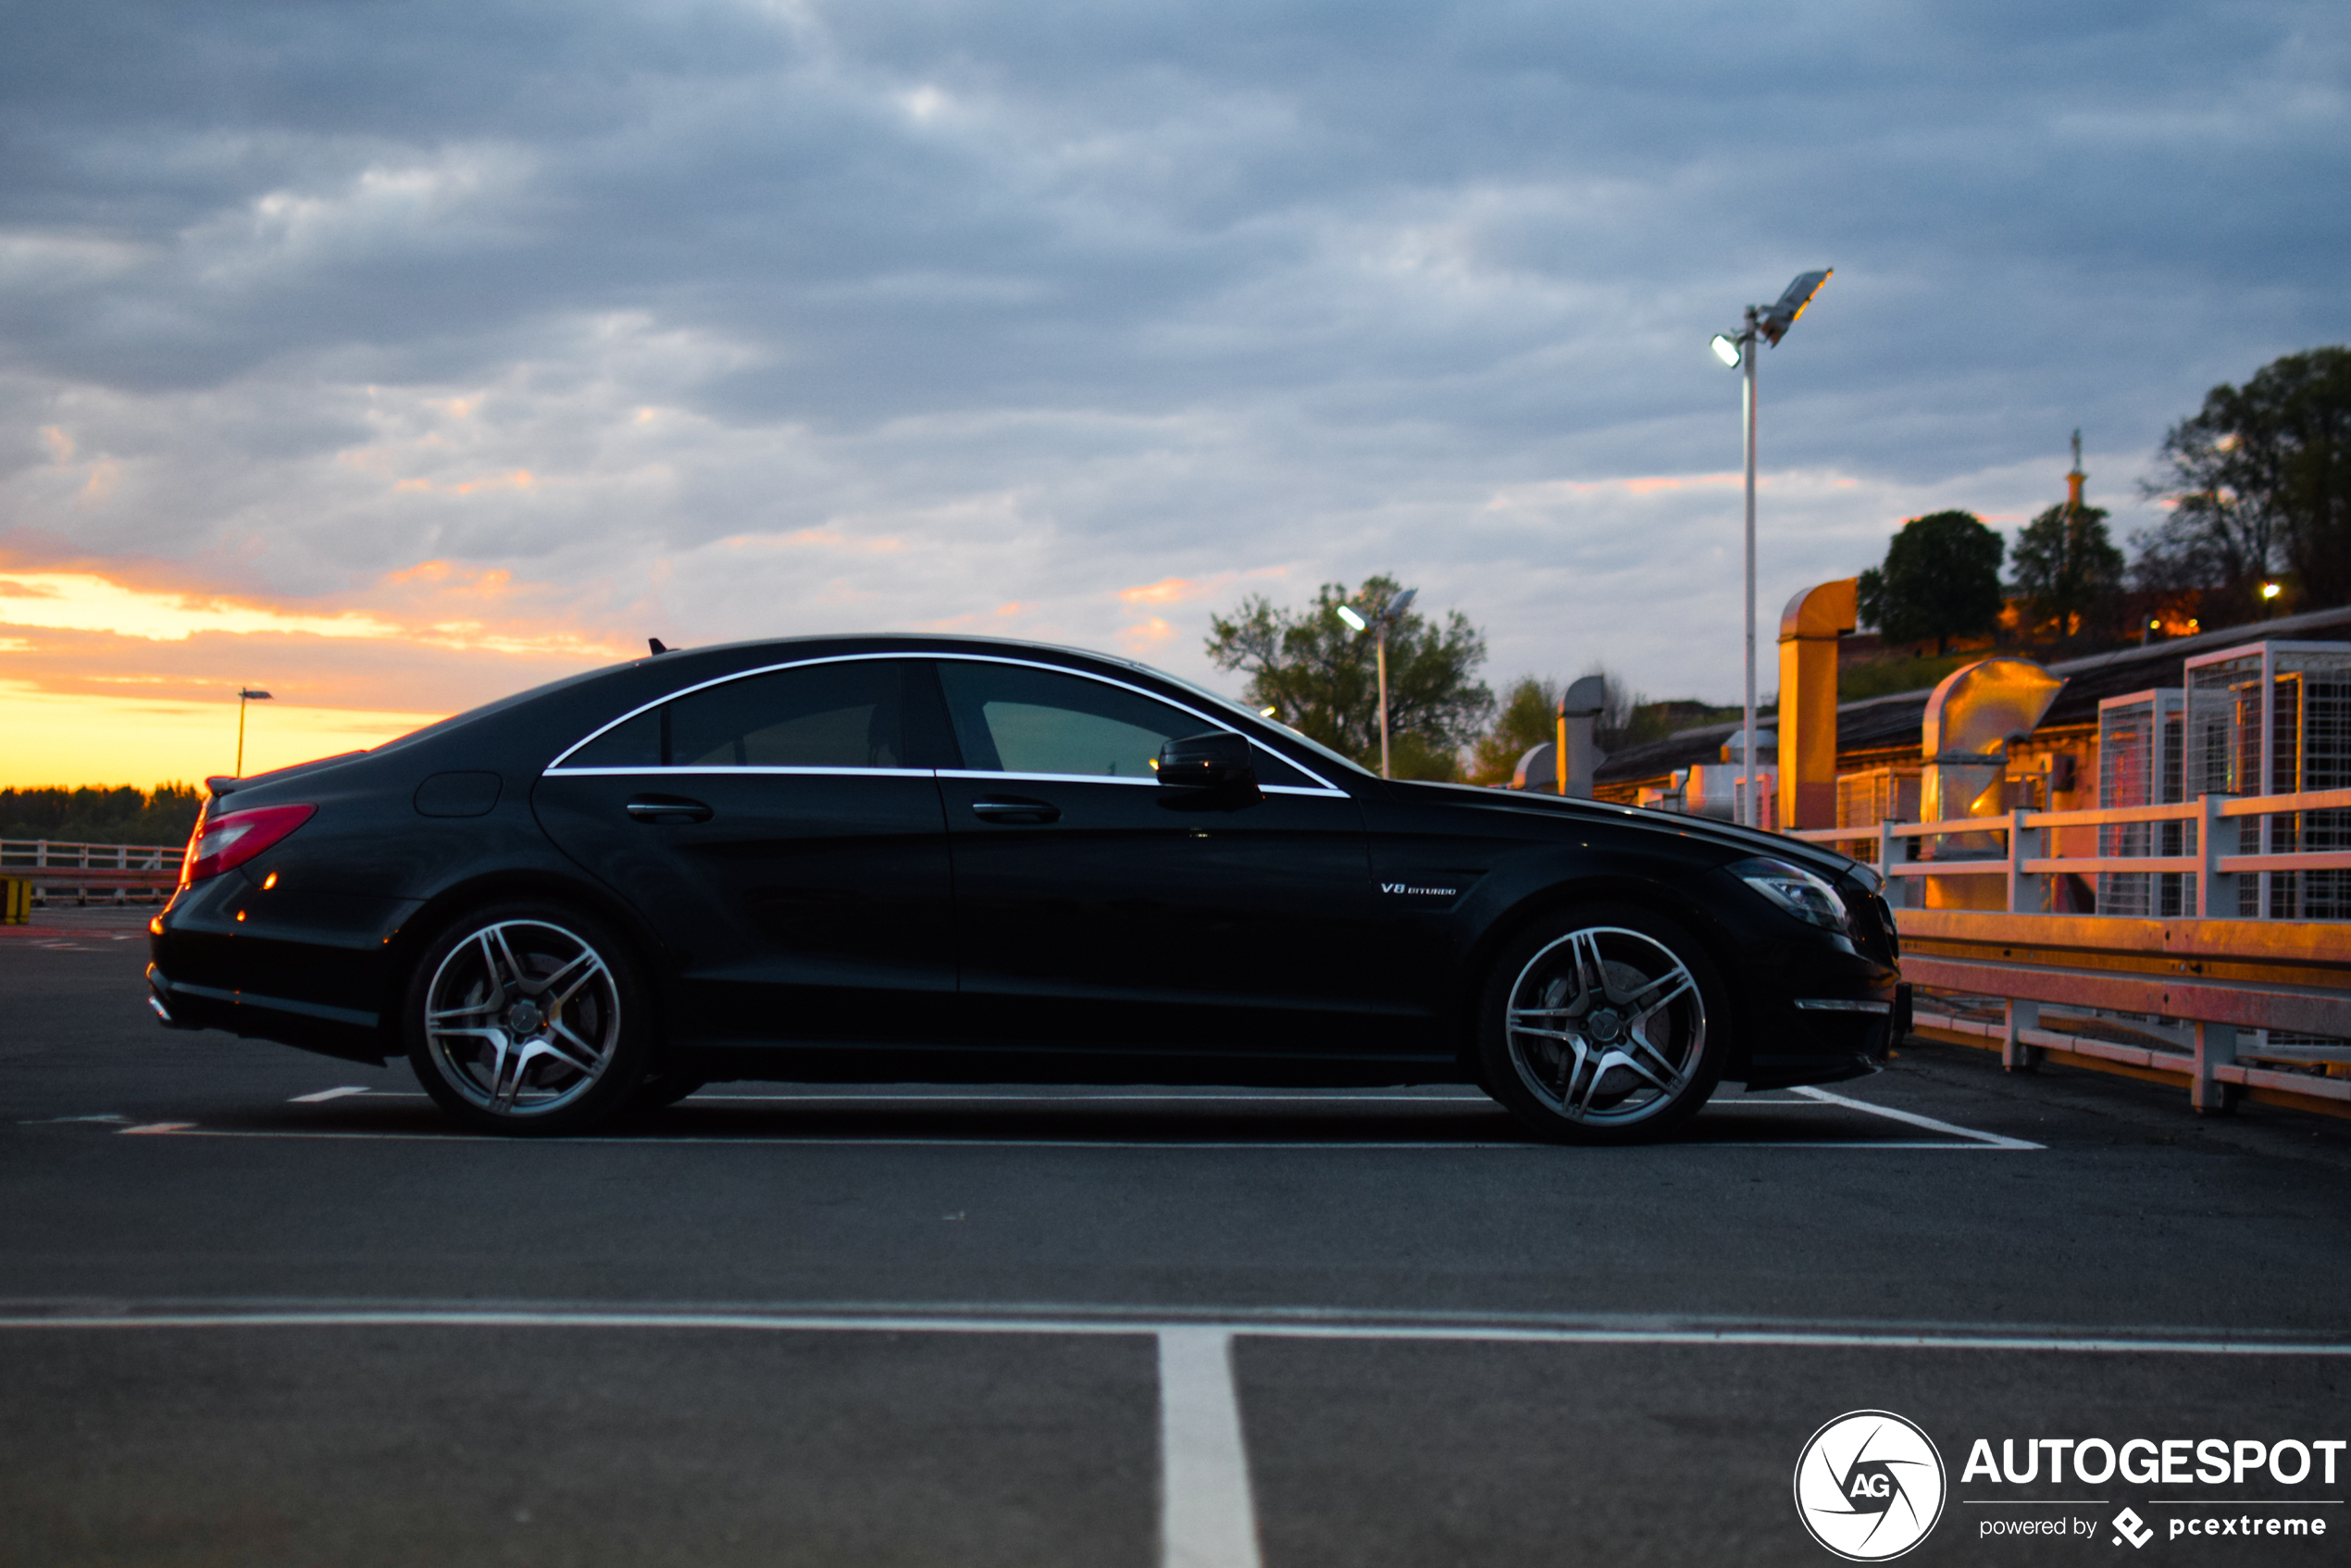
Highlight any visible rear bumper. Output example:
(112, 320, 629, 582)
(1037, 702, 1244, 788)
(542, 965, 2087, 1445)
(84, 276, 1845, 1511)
(146, 964, 391, 1065)
(146, 875, 416, 1066)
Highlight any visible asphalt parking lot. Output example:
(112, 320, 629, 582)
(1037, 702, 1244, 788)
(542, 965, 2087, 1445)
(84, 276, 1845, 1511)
(6, 907, 2349, 1566)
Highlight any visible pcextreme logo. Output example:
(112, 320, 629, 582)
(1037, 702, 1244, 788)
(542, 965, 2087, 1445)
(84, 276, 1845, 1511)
(1794, 1410, 1949, 1562)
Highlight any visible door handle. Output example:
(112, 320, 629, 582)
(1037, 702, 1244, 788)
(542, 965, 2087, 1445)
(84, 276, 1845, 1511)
(971, 795, 1060, 824)
(626, 795, 714, 825)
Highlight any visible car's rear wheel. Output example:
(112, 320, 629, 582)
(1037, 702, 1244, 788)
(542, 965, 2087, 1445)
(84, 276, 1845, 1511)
(1475, 904, 1727, 1144)
(404, 902, 651, 1136)
(625, 1070, 706, 1114)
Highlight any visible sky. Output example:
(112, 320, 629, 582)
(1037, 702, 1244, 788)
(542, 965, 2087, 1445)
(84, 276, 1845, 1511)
(4, 0, 2346, 787)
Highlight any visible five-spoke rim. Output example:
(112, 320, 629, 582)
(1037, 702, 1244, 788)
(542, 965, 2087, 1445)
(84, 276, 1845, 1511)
(1504, 925, 1705, 1126)
(423, 919, 621, 1117)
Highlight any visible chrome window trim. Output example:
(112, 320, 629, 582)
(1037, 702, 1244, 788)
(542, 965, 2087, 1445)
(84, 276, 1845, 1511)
(545, 652, 918, 773)
(542, 649, 1350, 794)
(545, 765, 936, 779)
(936, 767, 1345, 799)
(1792, 998, 1893, 1014)
(537, 763, 1345, 799)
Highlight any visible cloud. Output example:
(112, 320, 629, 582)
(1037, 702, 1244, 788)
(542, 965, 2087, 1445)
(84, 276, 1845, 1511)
(1, 0, 2345, 743)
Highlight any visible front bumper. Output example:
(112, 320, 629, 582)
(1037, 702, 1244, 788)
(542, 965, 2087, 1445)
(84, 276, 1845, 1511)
(1729, 940, 1903, 1091)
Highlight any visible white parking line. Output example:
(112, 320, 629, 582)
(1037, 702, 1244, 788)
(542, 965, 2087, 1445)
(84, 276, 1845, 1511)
(1790, 1085, 2043, 1150)
(118, 1123, 2032, 1150)
(2, 1303, 2335, 1568)
(1, 1304, 2344, 1354)
(1158, 1327, 1263, 1568)
(692, 1092, 1494, 1104)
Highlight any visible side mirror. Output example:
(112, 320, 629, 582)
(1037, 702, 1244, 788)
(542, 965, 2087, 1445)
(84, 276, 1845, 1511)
(1157, 730, 1258, 791)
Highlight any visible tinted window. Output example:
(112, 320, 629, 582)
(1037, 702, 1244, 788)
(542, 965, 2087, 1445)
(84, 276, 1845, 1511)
(937, 660, 1314, 785)
(566, 706, 663, 768)
(565, 659, 951, 770)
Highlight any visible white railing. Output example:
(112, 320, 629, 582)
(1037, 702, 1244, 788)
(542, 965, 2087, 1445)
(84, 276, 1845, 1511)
(1784, 789, 2351, 1118)
(1786, 786, 2351, 916)
(0, 839, 182, 903)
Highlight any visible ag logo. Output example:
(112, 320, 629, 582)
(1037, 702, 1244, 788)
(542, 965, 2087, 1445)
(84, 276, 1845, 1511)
(1793, 1410, 1947, 1561)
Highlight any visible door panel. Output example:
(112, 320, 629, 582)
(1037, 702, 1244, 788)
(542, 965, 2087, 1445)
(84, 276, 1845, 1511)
(532, 657, 957, 1047)
(930, 659, 1406, 1060)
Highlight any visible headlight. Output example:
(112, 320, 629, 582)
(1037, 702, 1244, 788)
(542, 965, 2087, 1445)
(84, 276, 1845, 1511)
(1728, 856, 1850, 934)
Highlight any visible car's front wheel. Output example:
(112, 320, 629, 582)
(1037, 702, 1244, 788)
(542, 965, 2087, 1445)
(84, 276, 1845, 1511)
(404, 902, 651, 1136)
(1475, 904, 1728, 1144)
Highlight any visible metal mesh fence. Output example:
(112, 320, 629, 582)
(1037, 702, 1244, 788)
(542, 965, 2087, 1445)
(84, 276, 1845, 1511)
(2097, 691, 2194, 916)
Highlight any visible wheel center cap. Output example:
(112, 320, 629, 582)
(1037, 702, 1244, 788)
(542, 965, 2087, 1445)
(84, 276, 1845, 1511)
(1586, 1007, 1624, 1043)
(506, 1000, 544, 1036)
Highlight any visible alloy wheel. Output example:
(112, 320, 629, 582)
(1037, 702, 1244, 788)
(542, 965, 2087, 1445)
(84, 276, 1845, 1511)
(1503, 925, 1708, 1127)
(423, 919, 623, 1117)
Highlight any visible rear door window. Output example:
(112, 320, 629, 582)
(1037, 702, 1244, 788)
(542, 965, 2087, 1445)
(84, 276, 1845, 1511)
(564, 659, 954, 770)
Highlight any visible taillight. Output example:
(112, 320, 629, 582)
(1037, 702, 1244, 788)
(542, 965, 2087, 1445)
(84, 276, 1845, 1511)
(180, 803, 317, 887)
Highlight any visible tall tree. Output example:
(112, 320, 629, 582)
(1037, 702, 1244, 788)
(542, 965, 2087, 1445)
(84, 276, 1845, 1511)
(1206, 575, 1492, 780)
(1855, 510, 2006, 655)
(1467, 677, 1559, 785)
(2010, 501, 2124, 642)
(2135, 346, 2351, 616)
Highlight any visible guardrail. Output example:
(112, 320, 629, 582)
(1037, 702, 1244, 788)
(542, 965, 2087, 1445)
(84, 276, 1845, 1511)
(1787, 785, 2351, 916)
(0, 840, 182, 905)
(1782, 790, 2351, 1119)
(1886, 909, 2350, 1115)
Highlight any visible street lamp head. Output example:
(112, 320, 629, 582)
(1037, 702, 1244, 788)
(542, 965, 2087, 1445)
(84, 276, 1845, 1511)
(1710, 332, 1745, 368)
(2261, 580, 2283, 600)
(1381, 587, 1418, 625)
(1757, 268, 1831, 346)
(1335, 604, 1368, 632)
(239, 689, 273, 701)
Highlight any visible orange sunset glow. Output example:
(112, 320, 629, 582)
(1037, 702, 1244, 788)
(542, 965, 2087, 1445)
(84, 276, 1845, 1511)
(0, 563, 634, 788)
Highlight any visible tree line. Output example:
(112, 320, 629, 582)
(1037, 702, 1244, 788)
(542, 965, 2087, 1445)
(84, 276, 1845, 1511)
(0, 785, 204, 846)
(1860, 346, 2350, 653)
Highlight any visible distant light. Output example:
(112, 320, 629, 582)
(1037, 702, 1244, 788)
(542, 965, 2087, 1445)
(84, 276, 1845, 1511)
(2150, 619, 2161, 629)
(1336, 605, 1368, 631)
(2261, 581, 2282, 600)
(1710, 333, 1743, 368)
(1260, 704, 1278, 716)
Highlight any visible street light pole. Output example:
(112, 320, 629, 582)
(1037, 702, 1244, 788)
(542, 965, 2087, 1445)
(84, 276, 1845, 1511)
(1337, 586, 1416, 779)
(1711, 269, 1831, 829)
(1741, 304, 1760, 828)
(235, 687, 273, 777)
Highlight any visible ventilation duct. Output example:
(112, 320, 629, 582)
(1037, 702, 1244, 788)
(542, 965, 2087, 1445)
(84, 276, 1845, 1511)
(1919, 657, 2064, 910)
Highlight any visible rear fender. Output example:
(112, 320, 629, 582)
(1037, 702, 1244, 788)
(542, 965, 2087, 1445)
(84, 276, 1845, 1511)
(381, 867, 682, 1058)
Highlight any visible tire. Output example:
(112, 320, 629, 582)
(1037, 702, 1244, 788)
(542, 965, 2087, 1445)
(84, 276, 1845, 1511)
(1474, 903, 1729, 1145)
(625, 1071, 706, 1114)
(403, 901, 653, 1136)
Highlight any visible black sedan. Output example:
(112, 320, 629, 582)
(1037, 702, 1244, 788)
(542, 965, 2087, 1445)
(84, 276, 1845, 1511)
(147, 634, 1904, 1142)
